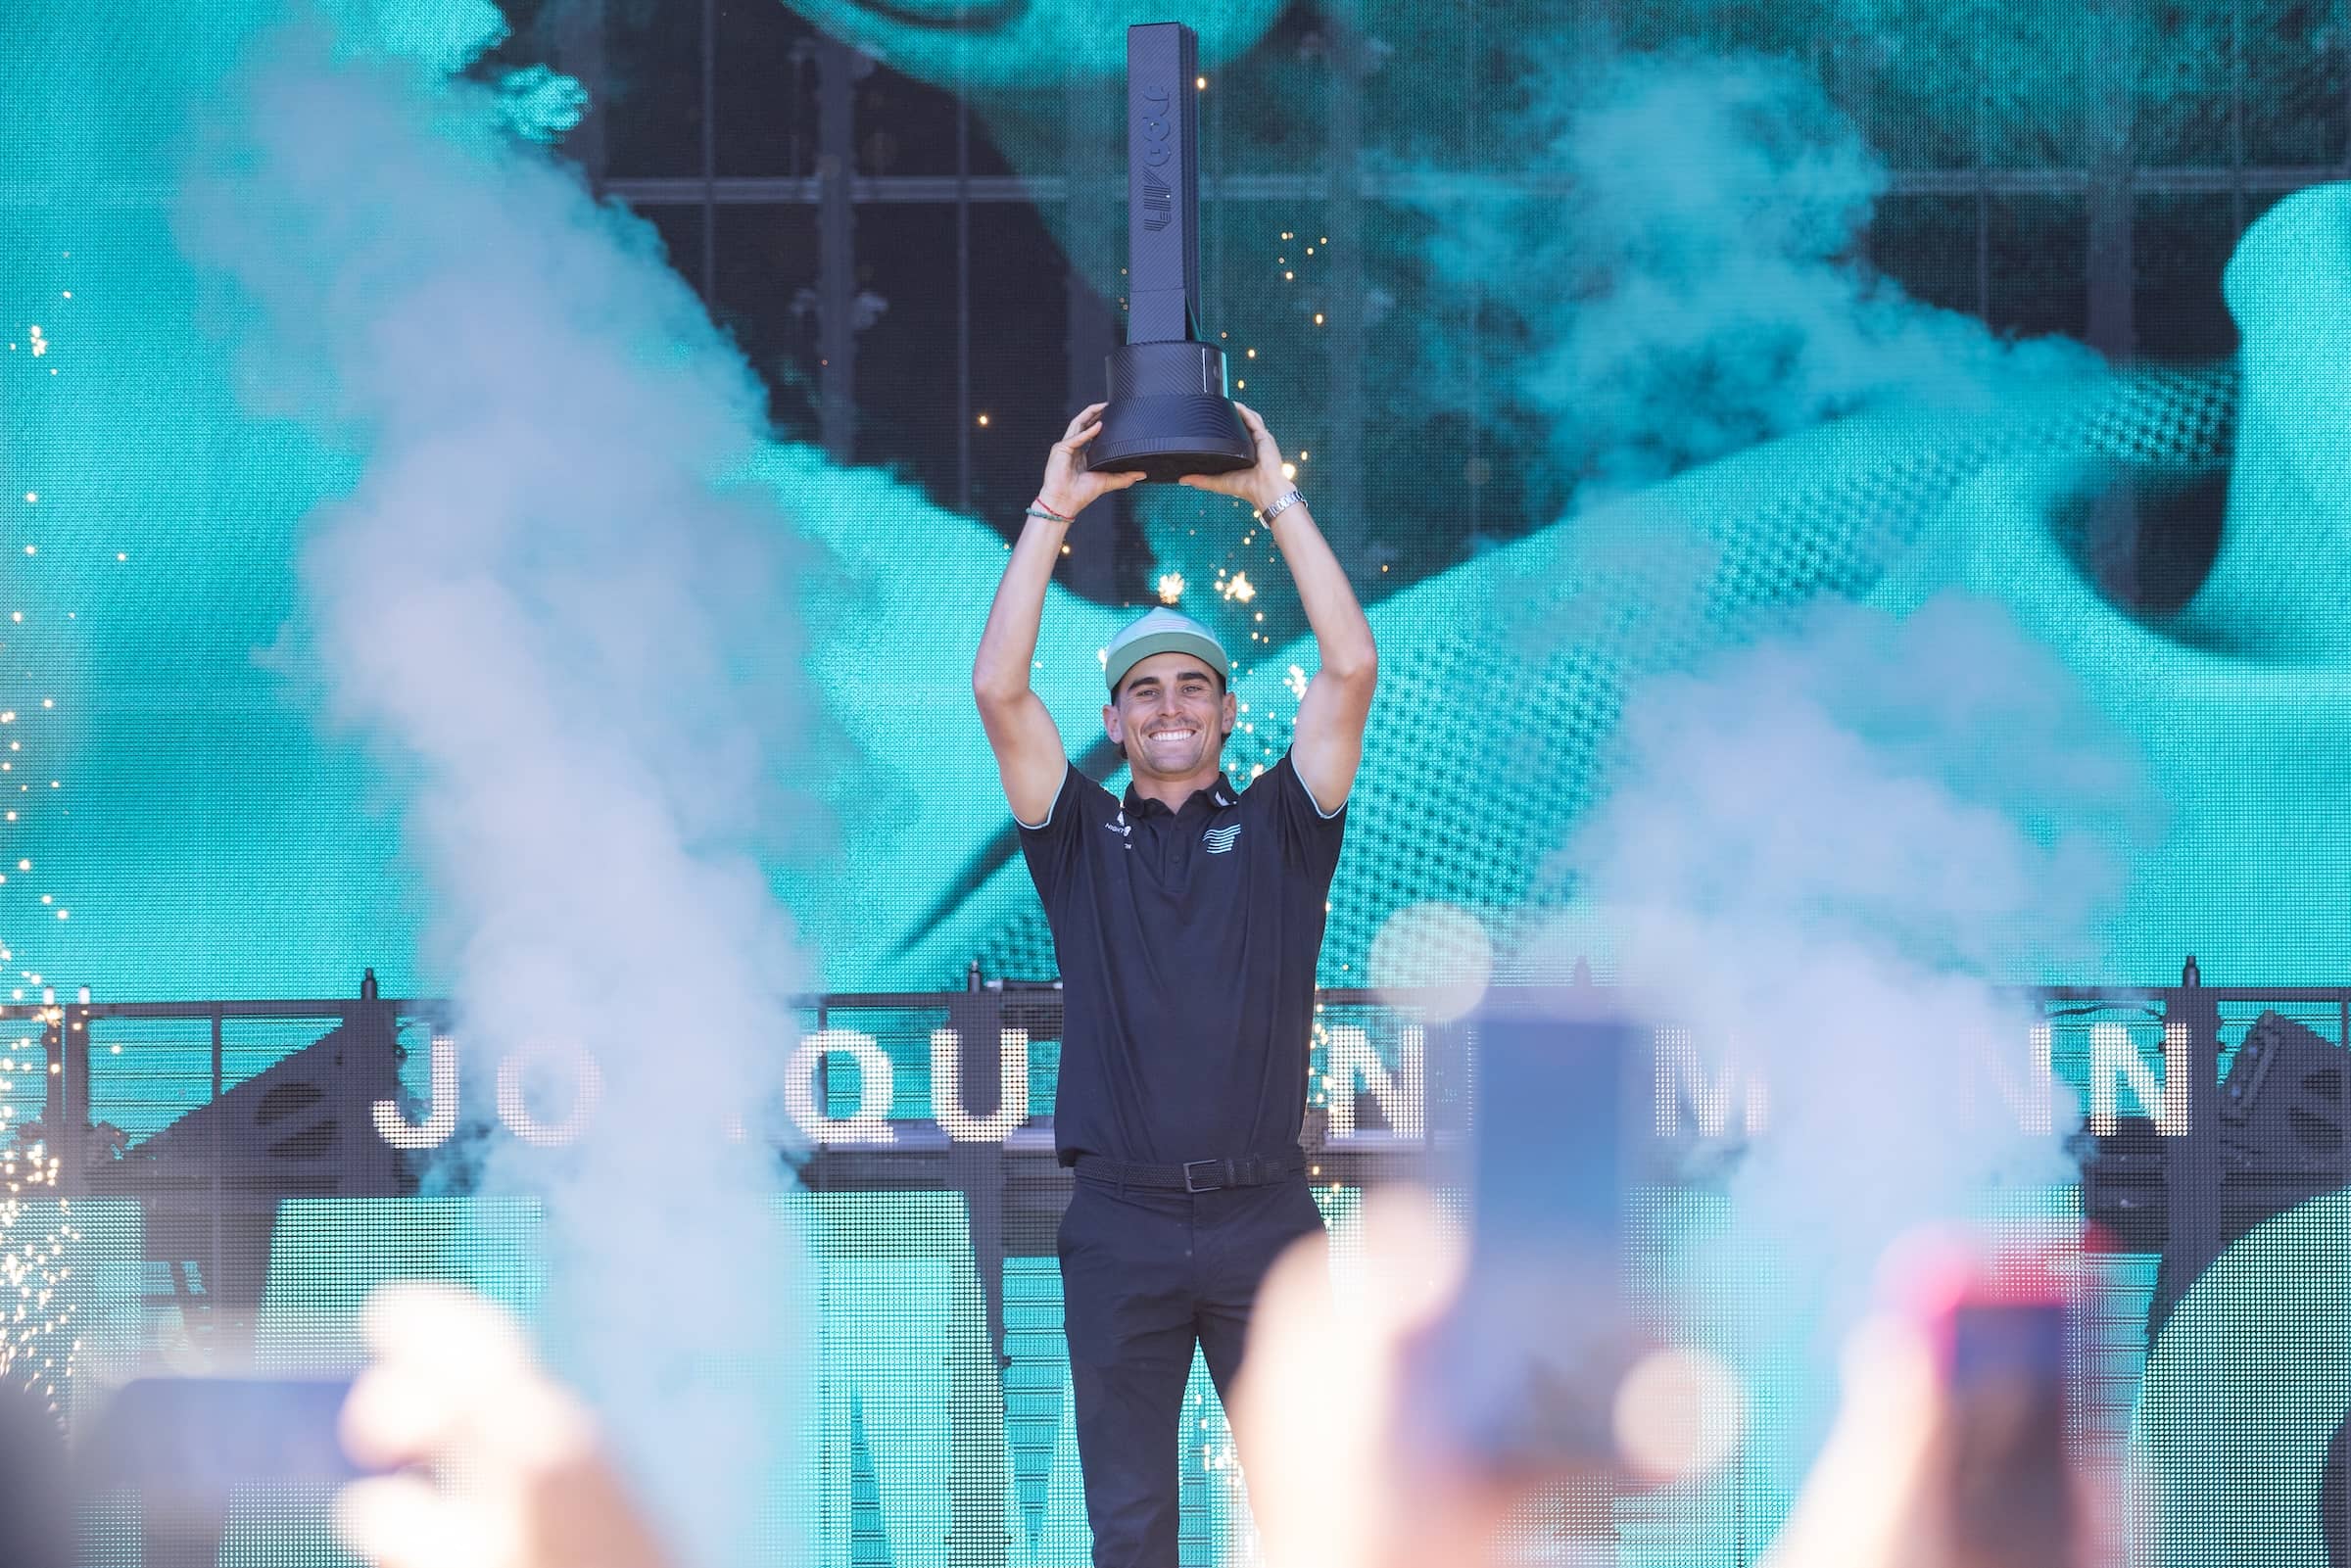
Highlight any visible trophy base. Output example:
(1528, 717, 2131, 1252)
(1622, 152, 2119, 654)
(1086, 341, 1256, 482)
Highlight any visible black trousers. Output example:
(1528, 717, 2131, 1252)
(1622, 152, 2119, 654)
(1057, 1173, 1325, 1568)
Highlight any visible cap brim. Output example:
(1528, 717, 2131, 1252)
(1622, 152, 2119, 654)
(1106, 632, 1229, 693)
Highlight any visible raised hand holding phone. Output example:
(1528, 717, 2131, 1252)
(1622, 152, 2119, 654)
(1766, 1227, 2107, 1568)
(1233, 998, 1744, 1568)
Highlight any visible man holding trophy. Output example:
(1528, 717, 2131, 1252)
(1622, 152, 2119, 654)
(973, 387, 1375, 1563)
(970, 23, 1376, 1561)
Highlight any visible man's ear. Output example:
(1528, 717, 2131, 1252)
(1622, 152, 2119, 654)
(1222, 690, 1237, 736)
(1104, 703, 1123, 744)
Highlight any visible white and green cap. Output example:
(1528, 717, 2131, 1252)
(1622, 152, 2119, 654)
(1104, 607, 1229, 695)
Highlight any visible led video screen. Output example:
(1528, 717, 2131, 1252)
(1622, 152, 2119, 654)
(4, 1, 2349, 1564)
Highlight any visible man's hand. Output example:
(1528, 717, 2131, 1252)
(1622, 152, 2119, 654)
(1177, 398, 1372, 813)
(1177, 401, 1288, 512)
(1037, 404, 1146, 518)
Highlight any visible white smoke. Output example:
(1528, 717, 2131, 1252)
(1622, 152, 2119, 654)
(177, 24, 813, 1567)
(1414, 46, 2096, 503)
(1554, 594, 2154, 1499)
(1426, 37, 2142, 1514)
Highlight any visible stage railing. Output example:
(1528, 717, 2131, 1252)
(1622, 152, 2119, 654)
(5, 978, 2348, 1356)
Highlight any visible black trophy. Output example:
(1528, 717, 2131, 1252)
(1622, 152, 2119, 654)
(1084, 22, 1256, 482)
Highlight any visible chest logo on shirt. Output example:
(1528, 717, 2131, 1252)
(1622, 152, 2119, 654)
(1106, 810, 1132, 846)
(1203, 823, 1242, 854)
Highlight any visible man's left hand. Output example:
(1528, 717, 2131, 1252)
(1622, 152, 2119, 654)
(1178, 402, 1289, 513)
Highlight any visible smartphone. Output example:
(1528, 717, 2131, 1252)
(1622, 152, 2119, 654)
(1408, 994, 1654, 1478)
(77, 1376, 375, 1504)
(1902, 1234, 2082, 1568)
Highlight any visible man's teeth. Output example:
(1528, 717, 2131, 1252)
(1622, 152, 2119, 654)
(1148, 728, 1196, 739)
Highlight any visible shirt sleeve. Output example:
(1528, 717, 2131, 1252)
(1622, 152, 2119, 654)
(1263, 748, 1348, 885)
(1015, 762, 1093, 917)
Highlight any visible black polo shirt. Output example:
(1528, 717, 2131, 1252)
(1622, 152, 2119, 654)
(1017, 750, 1346, 1167)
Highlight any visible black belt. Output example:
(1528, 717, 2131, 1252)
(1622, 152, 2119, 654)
(1072, 1151, 1306, 1193)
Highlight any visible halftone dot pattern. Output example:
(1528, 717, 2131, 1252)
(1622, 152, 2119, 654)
(957, 363, 2241, 1006)
(1002, 1255, 1091, 1563)
(2135, 1193, 2351, 1566)
(256, 1198, 548, 1370)
(218, 1486, 348, 1568)
(49, 1035, 2345, 1568)
(5, 1, 2346, 1564)
(798, 1192, 1006, 1567)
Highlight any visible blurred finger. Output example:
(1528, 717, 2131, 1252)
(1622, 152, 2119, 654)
(1237, 1187, 1475, 1568)
(1065, 421, 1102, 448)
(1762, 1317, 1943, 1568)
(1233, 1232, 1352, 1568)
(1064, 404, 1106, 437)
(344, 1285, 527, 1466)
(352, 1285, 597, 1470)
(1357, 1183, 1467, 1334)
(341, 1361, 458, 1470)
(336, 1476, 502, 1568)
(362, 1282, 529, 1370)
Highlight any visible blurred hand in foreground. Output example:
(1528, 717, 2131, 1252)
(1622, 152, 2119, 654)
(1760, 1316, 1949, 1568)
(1237, 1190, 2106, 1568)
(1230, 1185, 1524, 1568)
(1766, 1308, 2114, 1568)
(336, 1284, 677, 1568)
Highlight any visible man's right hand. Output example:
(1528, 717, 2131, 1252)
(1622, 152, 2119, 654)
(977, 407, 1119, 829)
(1036, 404, 1146, 518)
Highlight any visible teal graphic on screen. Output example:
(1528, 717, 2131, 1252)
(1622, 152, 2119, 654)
(4, 2, 2350, 1565)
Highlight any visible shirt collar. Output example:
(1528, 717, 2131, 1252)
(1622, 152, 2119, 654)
(1123, 773, 1238, 819)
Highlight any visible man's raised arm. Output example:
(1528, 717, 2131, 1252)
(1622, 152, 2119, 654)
(973, 404, 1146, 827)
(1180, 403, 1376, 815)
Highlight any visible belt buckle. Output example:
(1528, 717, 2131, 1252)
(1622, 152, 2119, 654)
(1182, 1159, 1224, 1193)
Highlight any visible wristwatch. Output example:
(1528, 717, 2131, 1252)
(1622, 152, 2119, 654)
(1253, 488, 1305, 524)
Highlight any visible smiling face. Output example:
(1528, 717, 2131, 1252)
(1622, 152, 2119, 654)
(1105, 651, 1235, 786)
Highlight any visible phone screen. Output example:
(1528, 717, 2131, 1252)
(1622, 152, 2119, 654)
(1945, 1299, 2074, 1568)
(78, 1377, 371, 1503)
(1411, 998, 1644, 1473)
